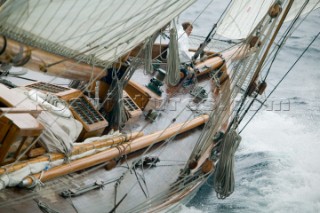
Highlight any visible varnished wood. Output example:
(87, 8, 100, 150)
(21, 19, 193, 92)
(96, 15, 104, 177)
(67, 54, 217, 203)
(27, 131, 144, 158)
(0, 113, 43, 165)
(130, 43, 168, 60)
(0, 132, 143, 175)
(124, 81, 152, 110)
(0, 37, 106, 81)
(22, 114, 209, 186)
(0, 107, 43, 118)
(22, 81, 83, 101)
(122, 91, 143, 118)
(68, 95, 108, 140)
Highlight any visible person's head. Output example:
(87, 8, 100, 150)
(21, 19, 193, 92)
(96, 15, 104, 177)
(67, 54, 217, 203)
(182, 22, 193, 36)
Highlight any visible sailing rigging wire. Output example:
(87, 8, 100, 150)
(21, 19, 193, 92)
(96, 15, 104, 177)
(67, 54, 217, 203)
(183, 1, 306, 199)
(226, 1, 295, 133)
(1, 0, 318, 211)
(1, 0, 195, 67)
(103, 58, 235, 207)
(190, 15, 277, 158)
(130, 171, 212, 212)
(115, 49, 238, 177)
(109, 72, 229, 203)
(141, 0, 221, 65)
(34, 198, 60, 213)
(134, 42, 254, 205)
(190, 0, 232, 60)
(235, 1, 312, 126)
(148, 38, 242, 165)
(187, 43, 250, 163)
(0, 38, 194, 213)
(237, 0, 318, 130)
(0, 26, 245, 213)
(0, 45, 139, 205)
(262, 0, 313, 81)
(239, 30, 320, 134)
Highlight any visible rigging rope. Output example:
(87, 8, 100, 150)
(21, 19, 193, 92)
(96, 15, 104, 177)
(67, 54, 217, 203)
(236, 0, 311, 127)
(263, 0, 311, 81)
(191, 0, 232, 61)
(239, 31, 320, 134)
(144, 29, 162, 74)
(225, 1, 293, 134)
(3, 1, 318, 211)
(186, 1, 282, 161)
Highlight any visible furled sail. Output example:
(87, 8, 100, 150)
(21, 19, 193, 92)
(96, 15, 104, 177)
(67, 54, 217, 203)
(0, 0, 196, 65)
(216, 0, 320, 40)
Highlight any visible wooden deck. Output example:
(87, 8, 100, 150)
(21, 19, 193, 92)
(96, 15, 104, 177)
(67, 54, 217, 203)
(0, 58, 224, 212)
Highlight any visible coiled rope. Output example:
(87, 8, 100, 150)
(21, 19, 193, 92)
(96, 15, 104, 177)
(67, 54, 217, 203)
(166, 21, 180, 86)
(144, 36, 154, 74)
(214, 129, 241, 199)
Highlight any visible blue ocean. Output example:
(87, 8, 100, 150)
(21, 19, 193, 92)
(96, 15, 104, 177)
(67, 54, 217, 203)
(178, 0, 320, 212)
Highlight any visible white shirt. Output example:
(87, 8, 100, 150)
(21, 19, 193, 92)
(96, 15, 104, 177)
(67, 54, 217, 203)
(177, 28, 193, 64)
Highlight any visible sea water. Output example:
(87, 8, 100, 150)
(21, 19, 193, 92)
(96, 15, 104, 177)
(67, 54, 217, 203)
(178, 0, 320, 212)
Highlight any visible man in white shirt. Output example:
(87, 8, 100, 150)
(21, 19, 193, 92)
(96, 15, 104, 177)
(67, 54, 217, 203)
(178, 22, 193, 64)
(177, 22, 195, 85)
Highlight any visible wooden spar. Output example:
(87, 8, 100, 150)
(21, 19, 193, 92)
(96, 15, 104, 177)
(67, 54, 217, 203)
(0, 132, 143, 175)
(0, 36, 106, 81)
(130, 39, 248, 74)
(28, 131, 144, 158)
(194, 44, 250, 77)
(21, 114, 209, 187)
(126, 115, 208, 151)
(195, 55, 225, 77)
(27, 148, 52, 158)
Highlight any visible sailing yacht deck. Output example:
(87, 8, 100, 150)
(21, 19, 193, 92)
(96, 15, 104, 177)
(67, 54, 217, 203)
(0, 67, 215, 213)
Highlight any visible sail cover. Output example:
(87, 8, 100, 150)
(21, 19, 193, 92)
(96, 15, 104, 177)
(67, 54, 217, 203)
(216, 0, 320, 40)
(0, 0, 196, 64)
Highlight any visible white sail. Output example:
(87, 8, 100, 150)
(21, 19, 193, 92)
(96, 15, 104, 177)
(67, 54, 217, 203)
(216, 0, 320, 40)
(286, 0, 320, 21)
(0, 0, 196, 63)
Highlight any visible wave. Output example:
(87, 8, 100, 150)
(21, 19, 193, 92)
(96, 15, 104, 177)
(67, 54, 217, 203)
(188, 111, 320, 213)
